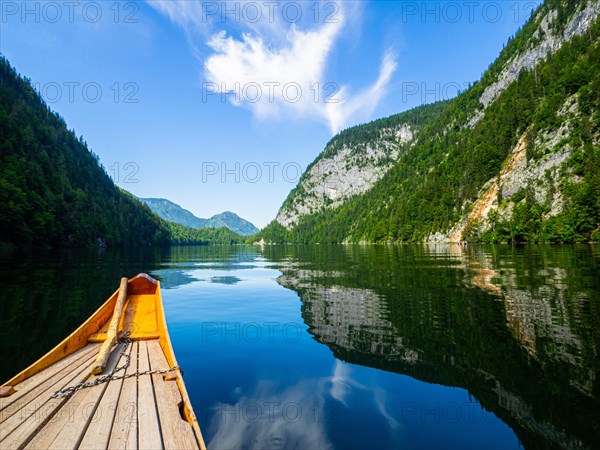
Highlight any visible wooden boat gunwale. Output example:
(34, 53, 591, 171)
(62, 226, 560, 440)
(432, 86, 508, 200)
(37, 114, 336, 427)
(154, 275, 205, 446)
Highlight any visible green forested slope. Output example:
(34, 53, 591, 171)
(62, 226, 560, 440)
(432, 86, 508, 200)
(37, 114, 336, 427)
(0, 56, 242, 248)
(167, 222, 243, 245)
(255, 0, 600, 244)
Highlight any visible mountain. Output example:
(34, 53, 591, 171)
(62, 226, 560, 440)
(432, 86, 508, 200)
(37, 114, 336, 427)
(138, 198, 259, 236)
(137, 198, 208, 228)
(205, 211, 260, 236)
(255, 0, 600, 244)
(0, 56, 242, 248)
(0, 56, 166, 247)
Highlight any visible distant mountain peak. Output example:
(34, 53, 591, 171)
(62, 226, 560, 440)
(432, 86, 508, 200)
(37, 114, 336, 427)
(139, 198, 259, 236)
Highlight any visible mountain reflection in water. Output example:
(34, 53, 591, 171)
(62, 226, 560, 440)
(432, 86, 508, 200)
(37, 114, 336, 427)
(267, 244, 600, 449)
(1, 244, 598, 449)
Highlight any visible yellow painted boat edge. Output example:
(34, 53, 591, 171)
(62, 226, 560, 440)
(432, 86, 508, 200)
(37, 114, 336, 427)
(155, 279, 207, 450)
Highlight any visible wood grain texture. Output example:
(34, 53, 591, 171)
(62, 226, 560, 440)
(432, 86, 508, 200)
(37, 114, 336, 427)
(92, 278, 128, 375)
(78, 347, 129, 450)
(137, 340, 163, 450)
(0, 387, 15, 398)
(147, 340, 199, 450)
(23, 343, 129, 450)
(0, 352, 97, 450)
(0, 344, 97, 416)
(108, 342, 138, 450)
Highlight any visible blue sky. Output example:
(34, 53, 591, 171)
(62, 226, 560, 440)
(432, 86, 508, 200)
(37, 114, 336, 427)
(1, 0, 541, 227)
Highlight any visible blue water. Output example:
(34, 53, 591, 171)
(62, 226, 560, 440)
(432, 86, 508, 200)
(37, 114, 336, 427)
(3, 244, 599, 449)
(157, 254, 520, 449)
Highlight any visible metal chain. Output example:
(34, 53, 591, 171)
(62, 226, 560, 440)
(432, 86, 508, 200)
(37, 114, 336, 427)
(51, 332, 180, 399)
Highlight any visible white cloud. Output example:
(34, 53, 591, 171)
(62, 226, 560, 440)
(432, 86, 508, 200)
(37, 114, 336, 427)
(149, 1, 397, 134)
(330, 360, 352, 405)
(326, 51, 397, 134)
(149, 0, 208, 35)
(203, 16, 342, 127)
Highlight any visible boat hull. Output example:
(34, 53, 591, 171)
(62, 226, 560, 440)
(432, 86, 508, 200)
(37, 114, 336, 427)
(0, 274, 206, 450)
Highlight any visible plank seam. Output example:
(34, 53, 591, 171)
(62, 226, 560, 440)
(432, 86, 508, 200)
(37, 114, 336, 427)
(145, 341, 165, 450)
(68, 343, 133, 450)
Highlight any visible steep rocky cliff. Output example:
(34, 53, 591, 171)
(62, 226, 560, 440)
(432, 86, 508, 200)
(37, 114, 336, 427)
(258, 0, 600, 244)
(478, 1, 600, 110)
(276, 103, 448, 228)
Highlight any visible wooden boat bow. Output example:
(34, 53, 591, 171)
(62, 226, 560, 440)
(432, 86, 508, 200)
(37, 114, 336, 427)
(0, 274, 206, 450)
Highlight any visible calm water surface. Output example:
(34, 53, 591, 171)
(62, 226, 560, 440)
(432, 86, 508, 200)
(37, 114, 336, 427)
(1, 244, 599, 449)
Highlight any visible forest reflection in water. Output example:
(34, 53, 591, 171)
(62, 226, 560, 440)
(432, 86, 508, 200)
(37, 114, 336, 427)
(264, 244, 600, 449)
(1, 244, 598, 449)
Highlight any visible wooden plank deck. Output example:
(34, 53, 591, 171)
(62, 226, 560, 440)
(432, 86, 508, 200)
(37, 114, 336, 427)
(0, 341, 199, 450)
(147, 340, 198, 450)
(0, 344, 98, 419)
(137, 341, 162, 450)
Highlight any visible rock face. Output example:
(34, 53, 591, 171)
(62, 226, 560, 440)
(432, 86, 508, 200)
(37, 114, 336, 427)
(443, 93, 579, 243)
(277, 124, 415, 228)
(480, 2, 600, 109)
(264, 0, 600, 243)
(463, 1, 600, 129)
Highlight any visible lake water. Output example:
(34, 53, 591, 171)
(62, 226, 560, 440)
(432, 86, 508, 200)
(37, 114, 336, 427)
(1, 244, 599, 449)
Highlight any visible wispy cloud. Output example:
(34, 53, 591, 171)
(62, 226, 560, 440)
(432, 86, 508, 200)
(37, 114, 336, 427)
(149, 0, 208, 35)
(148, 1, 396, 134)
(326, 51, 397, 134)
